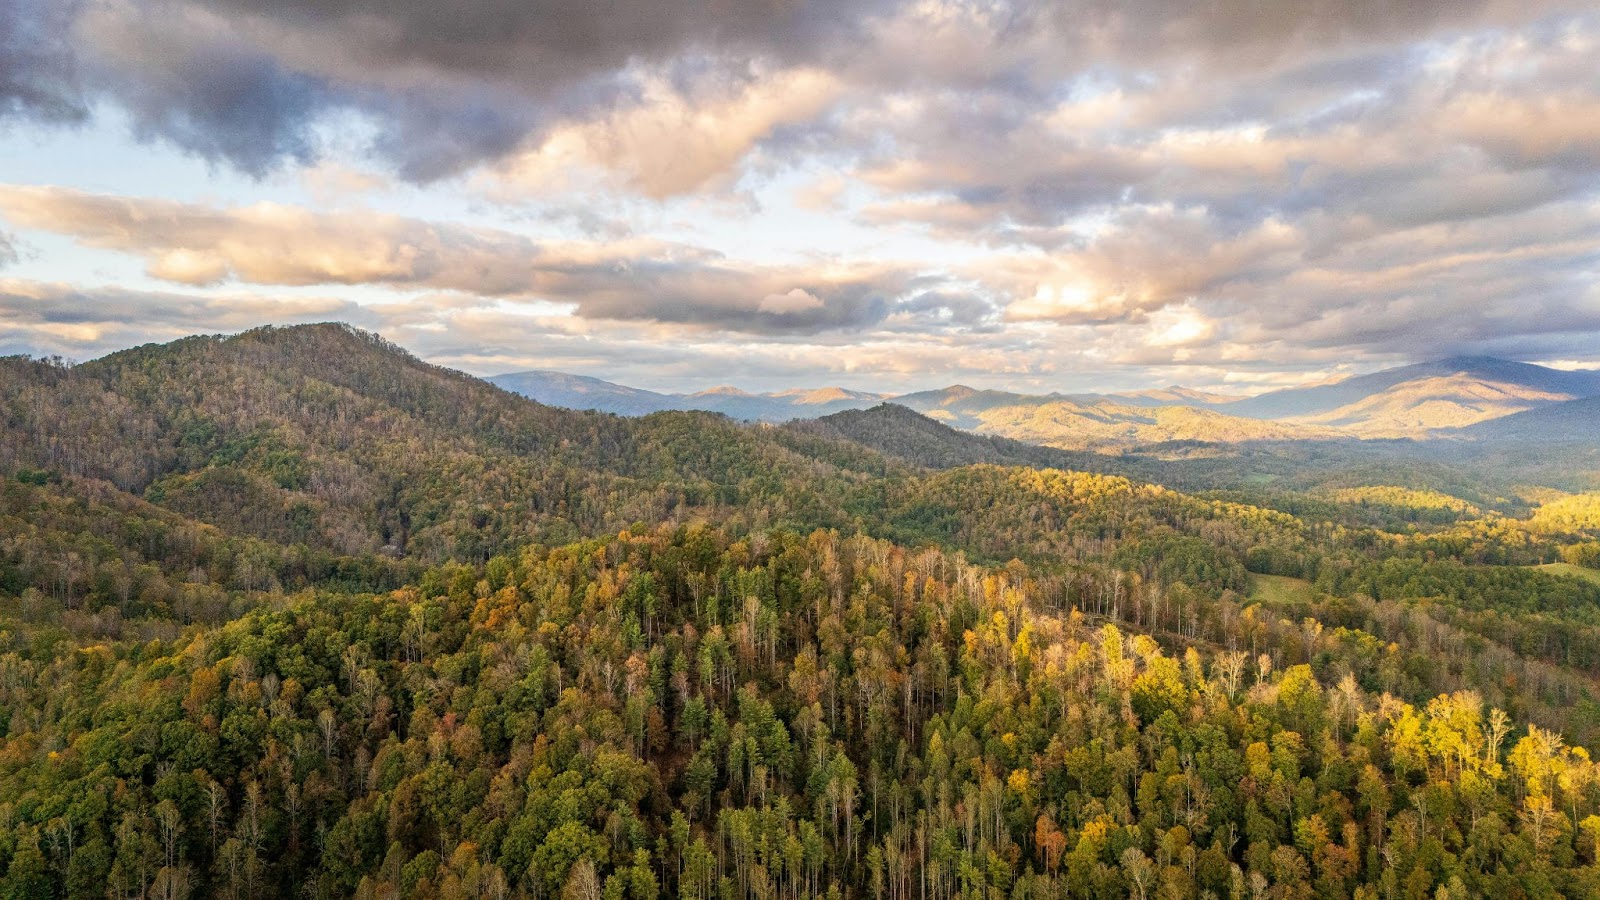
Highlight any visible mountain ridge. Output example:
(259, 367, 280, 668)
(1463, 395, 1600, 443)
(490, 354, 1600, 448)
(1227, 356, 1600, 421)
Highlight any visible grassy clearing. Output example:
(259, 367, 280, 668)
(1530, 562, 1600, 586)
(1248, 573, 1316, 604)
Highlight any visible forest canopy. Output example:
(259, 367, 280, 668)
(3, 325, 1600, 899)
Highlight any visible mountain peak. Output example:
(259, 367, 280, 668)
(773, 387, 883, 404)
(935, 384, 979, 399)
(92, 322, 422, 374)
(237, 321, 401, 350)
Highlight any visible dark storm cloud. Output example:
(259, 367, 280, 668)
(187, 0, 888, 85)
(0, 0, 86, 123)
(22, 0, 896, 178)
(77, 7, 325, 176)
(364, 89, 538, 183)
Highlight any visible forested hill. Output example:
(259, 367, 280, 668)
(0, 323, 906, 561)
(6, 324, 1600, 898)
(787, 403, 1098, 471)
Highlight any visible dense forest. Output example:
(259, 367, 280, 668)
(5, 324, 1600, 898)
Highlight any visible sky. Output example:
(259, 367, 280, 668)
(1, 0, 1598, 394)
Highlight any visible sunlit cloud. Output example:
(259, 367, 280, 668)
(0, 187, 1003, 339)
(492, 67, 844, 199)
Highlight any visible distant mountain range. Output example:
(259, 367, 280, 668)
(1224, 357, 1600, 429)
(486, 371, 886, 420)
(490, 356, 1600, 451)
(488, 370, 681, 416)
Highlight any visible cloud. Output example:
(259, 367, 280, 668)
(72, 0, 326, 176)
(0, 278, 371, 357)
(3, 0, 1600, 387)
(492, 67, 843, 198)
(833, 13, 1600, 239)
(1438, 92, 1600, 168)
(0, 185, 546, 292)
(0, 186, 991, 336)
(758, 289, 826, 316)
(18, 0, 888, 179)
(0, 275, 1035, 394)
(996, 208, 1306, 323)
(187, 0, 886, 90)
(299, 163, 389, 204)
(0, 0, 86, 124)
(8, 0, 1576, 183)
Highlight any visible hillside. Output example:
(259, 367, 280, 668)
(7, 326, 1600, 899)
(890, 385, 1055, 428)
(789, 402, 1099, 470)
(968, 400, 1330, 450)
(1464, 395, 1600, 443)
(879, 387, 1316, 451)
(1290, 373, 1575, 435)
(1230, 356, 1600, 423)
(0, 324, 903, 560)
(1114, 385, 1245, 407)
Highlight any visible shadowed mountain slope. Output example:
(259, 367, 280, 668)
(487, 369, 679, 415)
(1464, 395, 1600, 443)
(1230, 357, 1600, 422)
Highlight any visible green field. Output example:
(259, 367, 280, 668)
(1531, 562, 1600, 585)
(1248, 572, 1316, 604)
